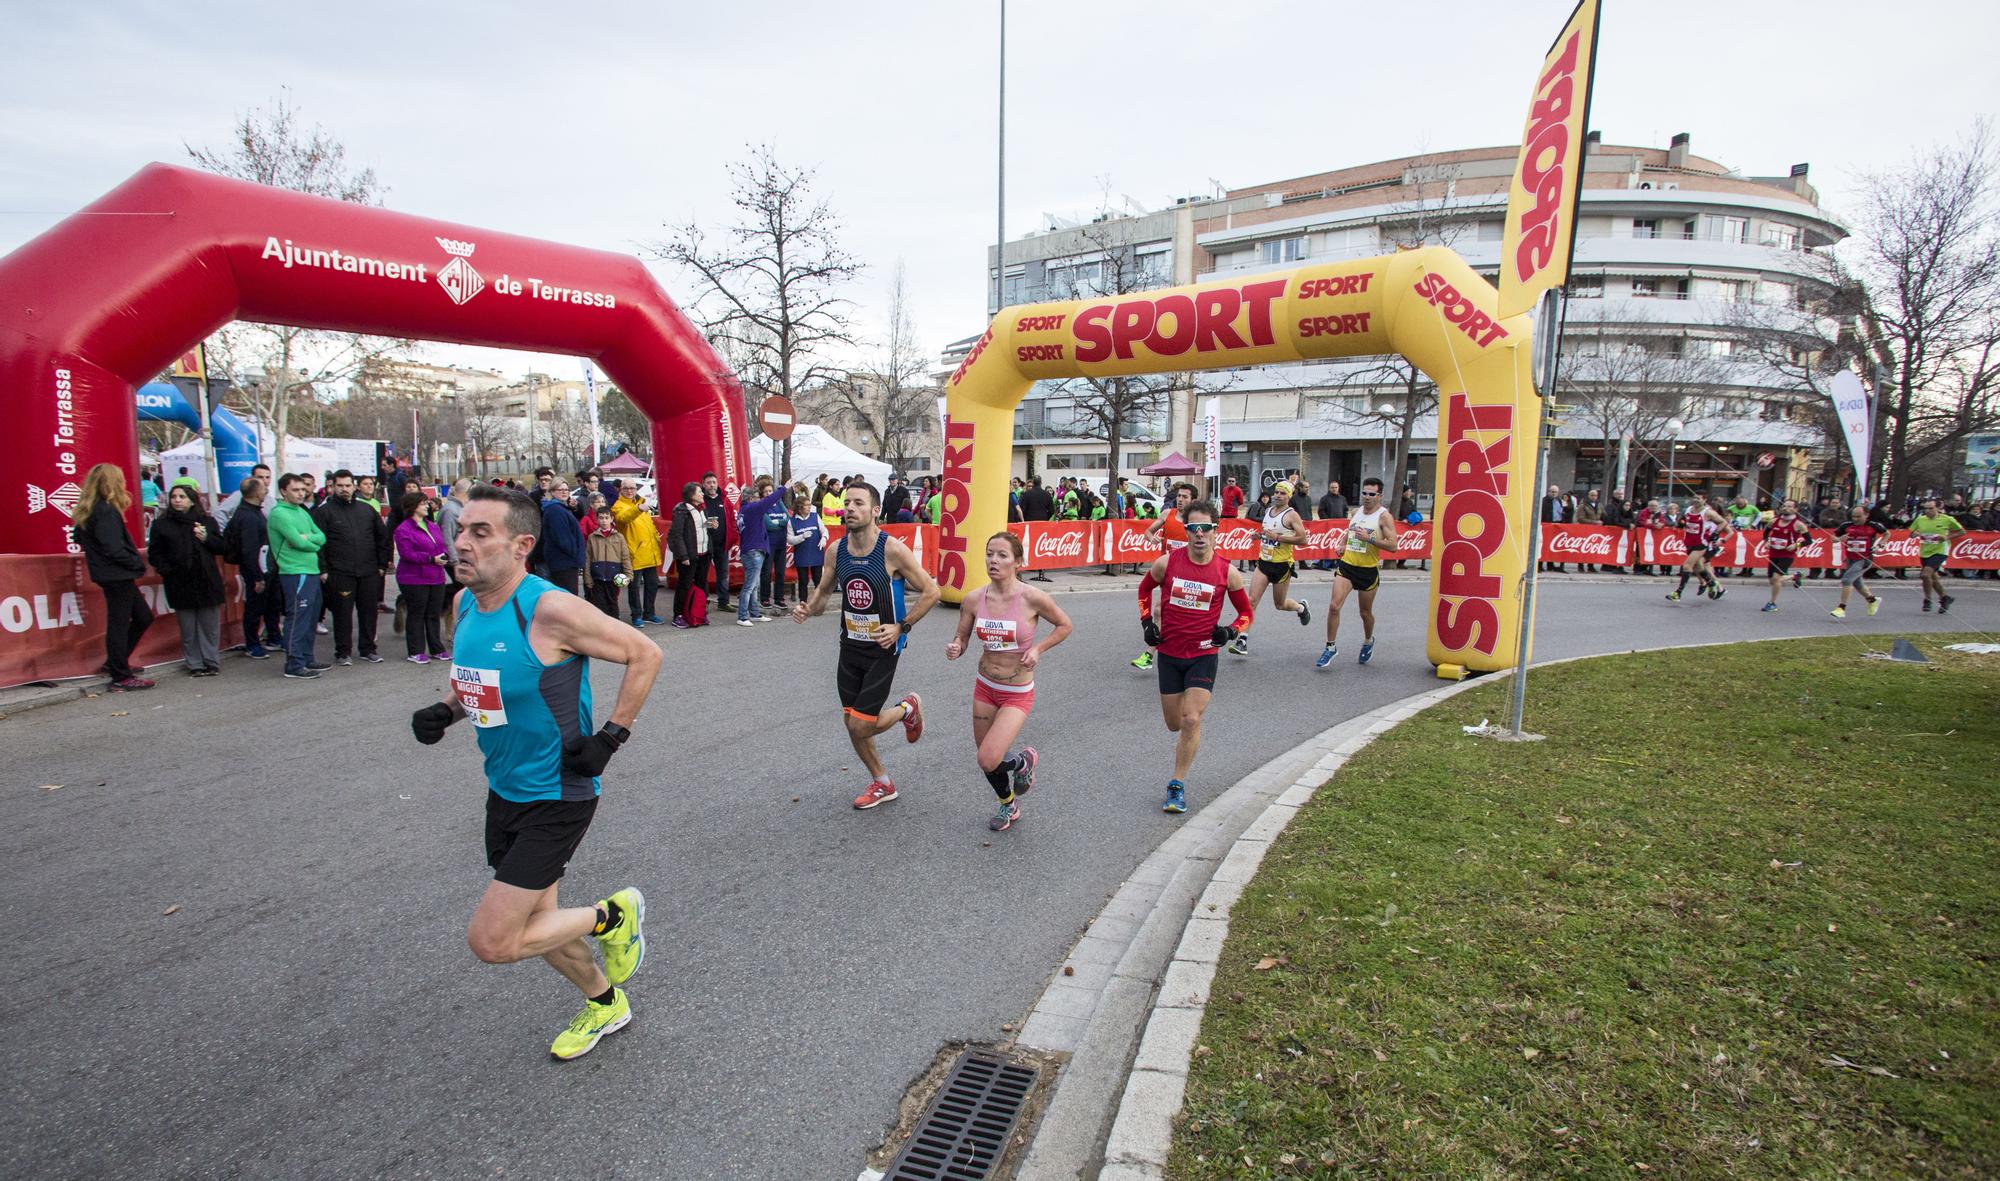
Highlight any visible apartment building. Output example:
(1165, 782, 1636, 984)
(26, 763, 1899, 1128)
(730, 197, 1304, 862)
(972, 133, 1849, 506)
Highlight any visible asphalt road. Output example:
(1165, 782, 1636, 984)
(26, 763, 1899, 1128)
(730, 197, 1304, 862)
(3, 571, 1994, 1180)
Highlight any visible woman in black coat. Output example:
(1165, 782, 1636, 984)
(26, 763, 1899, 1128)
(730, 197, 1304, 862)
(147, 484, 229, 676)
(71, 463, 157, 689)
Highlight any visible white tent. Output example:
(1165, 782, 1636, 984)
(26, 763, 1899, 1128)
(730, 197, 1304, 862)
(158, 434, 339, 494)
(749, 425, 892, 486)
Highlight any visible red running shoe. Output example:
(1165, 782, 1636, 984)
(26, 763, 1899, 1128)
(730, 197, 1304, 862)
(110, 676, 155, 691)
(853, 779, 898, 810)
(897, 692, 924, 743)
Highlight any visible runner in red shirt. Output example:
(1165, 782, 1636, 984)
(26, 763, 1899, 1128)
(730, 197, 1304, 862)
(1666, 499, 1731, 603)
(1136, 500, 1251, 815)
(1131, 482, 1196, 671)
(1760, 499, 1815, 613)
(1830, 505, 1883, 619)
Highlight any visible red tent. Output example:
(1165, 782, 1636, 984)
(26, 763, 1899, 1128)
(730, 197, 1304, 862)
(1139, 450, 1201, 476)
(600, 450, 651, 474)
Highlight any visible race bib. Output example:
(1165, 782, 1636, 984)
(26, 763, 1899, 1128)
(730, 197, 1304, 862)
(452, 665, 507, 728)
(843, 610, 885, 642)
(1169, 577, 1217, 612)
(1345, 526, 1373, 554)
(974, 617, 1019, 651)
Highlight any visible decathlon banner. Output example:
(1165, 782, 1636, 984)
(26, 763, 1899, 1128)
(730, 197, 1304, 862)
(1828, 370, 1873, 500)
(1498, 0, 1602, 321)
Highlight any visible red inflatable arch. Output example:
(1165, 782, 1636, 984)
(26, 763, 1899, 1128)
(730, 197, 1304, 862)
(0, 163, 747, 555)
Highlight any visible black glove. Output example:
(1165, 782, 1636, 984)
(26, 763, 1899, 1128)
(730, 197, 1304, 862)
(1142, 617, 1162, 647)
(1211, 624, 1234, 647)
(412, 702, 458, 745)
(562, 727, 624, 777)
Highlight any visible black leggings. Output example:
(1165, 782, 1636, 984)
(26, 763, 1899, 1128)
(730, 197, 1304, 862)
(99, 579, 155, 679)
(399, 582, 447, 656)
(795, 563, 821, 602)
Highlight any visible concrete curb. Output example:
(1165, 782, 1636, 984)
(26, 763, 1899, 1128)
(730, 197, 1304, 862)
(0, 678, 107, 719)
(1018, 633, 1855, 1178)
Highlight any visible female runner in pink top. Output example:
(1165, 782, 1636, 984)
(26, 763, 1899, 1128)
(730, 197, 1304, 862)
(945, 531, 1073, 832)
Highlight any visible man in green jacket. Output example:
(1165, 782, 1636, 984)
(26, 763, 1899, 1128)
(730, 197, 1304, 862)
(269, 473, 330, 679)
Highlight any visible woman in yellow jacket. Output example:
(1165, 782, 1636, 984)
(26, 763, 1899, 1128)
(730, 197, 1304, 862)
(611, 486, 665, 625)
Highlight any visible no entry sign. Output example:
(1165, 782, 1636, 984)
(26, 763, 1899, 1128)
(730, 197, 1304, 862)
(761, 395, 796, 441)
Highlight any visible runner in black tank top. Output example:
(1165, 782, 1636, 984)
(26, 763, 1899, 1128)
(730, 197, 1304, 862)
(793, 480, 941, 809)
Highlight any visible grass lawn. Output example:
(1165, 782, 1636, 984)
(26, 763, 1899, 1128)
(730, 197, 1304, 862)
(1171, 635, 1999, 1179)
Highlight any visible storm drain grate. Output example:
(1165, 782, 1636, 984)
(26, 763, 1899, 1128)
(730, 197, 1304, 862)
(884, 1049, 1040, 1180)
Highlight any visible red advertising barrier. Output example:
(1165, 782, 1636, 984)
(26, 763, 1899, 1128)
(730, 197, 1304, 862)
(1, 554, 245, 687)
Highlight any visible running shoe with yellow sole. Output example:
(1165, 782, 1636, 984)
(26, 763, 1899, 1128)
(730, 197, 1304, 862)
(550, 987, 630, 1060)
(594, 887, 647, 986)
(1867, 597, 1880, 616)
(898, 693, 924, 743)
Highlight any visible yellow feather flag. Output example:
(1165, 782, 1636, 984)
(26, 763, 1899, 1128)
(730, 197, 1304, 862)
(1497, 0, 1602, 321)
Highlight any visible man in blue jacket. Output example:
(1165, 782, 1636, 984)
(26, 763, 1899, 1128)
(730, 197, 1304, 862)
(540, 480, 588, 594)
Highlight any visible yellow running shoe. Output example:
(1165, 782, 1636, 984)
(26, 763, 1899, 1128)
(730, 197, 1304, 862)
(1866, 597, 1881, 617)
(595, 887, 647, 986)
(551, 988, 631, 1060)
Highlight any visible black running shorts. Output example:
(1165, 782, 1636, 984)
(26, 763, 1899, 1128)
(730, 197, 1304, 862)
(1768, 553, 1795, 575)
(485, 792, 598, 891)
(1157, 651, 1219, 697)
(1255, 558, 1295, 584)
(837, 643, 901, 719)
(1335, 560, 1380, 593)
(1922, 553, 1947, 571)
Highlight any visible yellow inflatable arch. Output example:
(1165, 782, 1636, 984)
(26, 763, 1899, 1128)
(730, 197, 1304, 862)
(937, 246, 1540, 674)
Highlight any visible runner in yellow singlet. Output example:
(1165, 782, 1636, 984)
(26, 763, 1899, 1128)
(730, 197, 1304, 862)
(1231, 481, 1309, 655)
(1317, 476, 1398, 669)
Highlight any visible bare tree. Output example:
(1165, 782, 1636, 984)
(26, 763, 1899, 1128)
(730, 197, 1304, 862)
(188, 92, 412, 471)
(802, 265, 938, 472)
(1040, 218, 1182, 479)
(544, 392, 594, 473)
(653, 145, 859, 482)
(1848, 119, 2000, 499)
(460, 388, 506, 476)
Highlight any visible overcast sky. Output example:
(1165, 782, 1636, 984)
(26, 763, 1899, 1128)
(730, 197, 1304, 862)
(4, 0, 1995, 384)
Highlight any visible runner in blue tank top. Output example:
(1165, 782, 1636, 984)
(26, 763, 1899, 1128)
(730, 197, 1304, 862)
(409, 485, 663, 1061)
(793, 479, 940, 809)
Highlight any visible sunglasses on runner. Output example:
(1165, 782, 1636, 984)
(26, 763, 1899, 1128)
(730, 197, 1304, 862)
(1184, 522, 1218, 534)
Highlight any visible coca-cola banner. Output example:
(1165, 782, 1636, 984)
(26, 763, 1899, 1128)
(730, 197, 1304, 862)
(0, 554, 245, 688)
(1538, 524, 1630, 566)
(1011, 521, 1097, 569)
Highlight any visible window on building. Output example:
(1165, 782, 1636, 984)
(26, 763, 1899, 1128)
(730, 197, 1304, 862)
(1259, 236, 1306, 264)
(1135, 247, 1171, 287)
(1681, 219, 1699, 239)
(1632, 218, 1660, 239)
(1667, 278, 1690, 300)
(1631, 278, 1659, 298)
(1476, 220, 1504, 241)
(1045, 452, 1110, 471)
(902, 456, 933, 472)
(1570, 274, 1605, 297)
(1723, 217, 1748, 244)
(1756, 280, 1794, 305)
(1710, 279, 1745, 303)
(1762, 223, 1799, 250)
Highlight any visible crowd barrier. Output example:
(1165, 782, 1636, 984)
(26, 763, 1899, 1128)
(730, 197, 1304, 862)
(1, 554, 246, 687)
(7, 523, 1995, 688)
